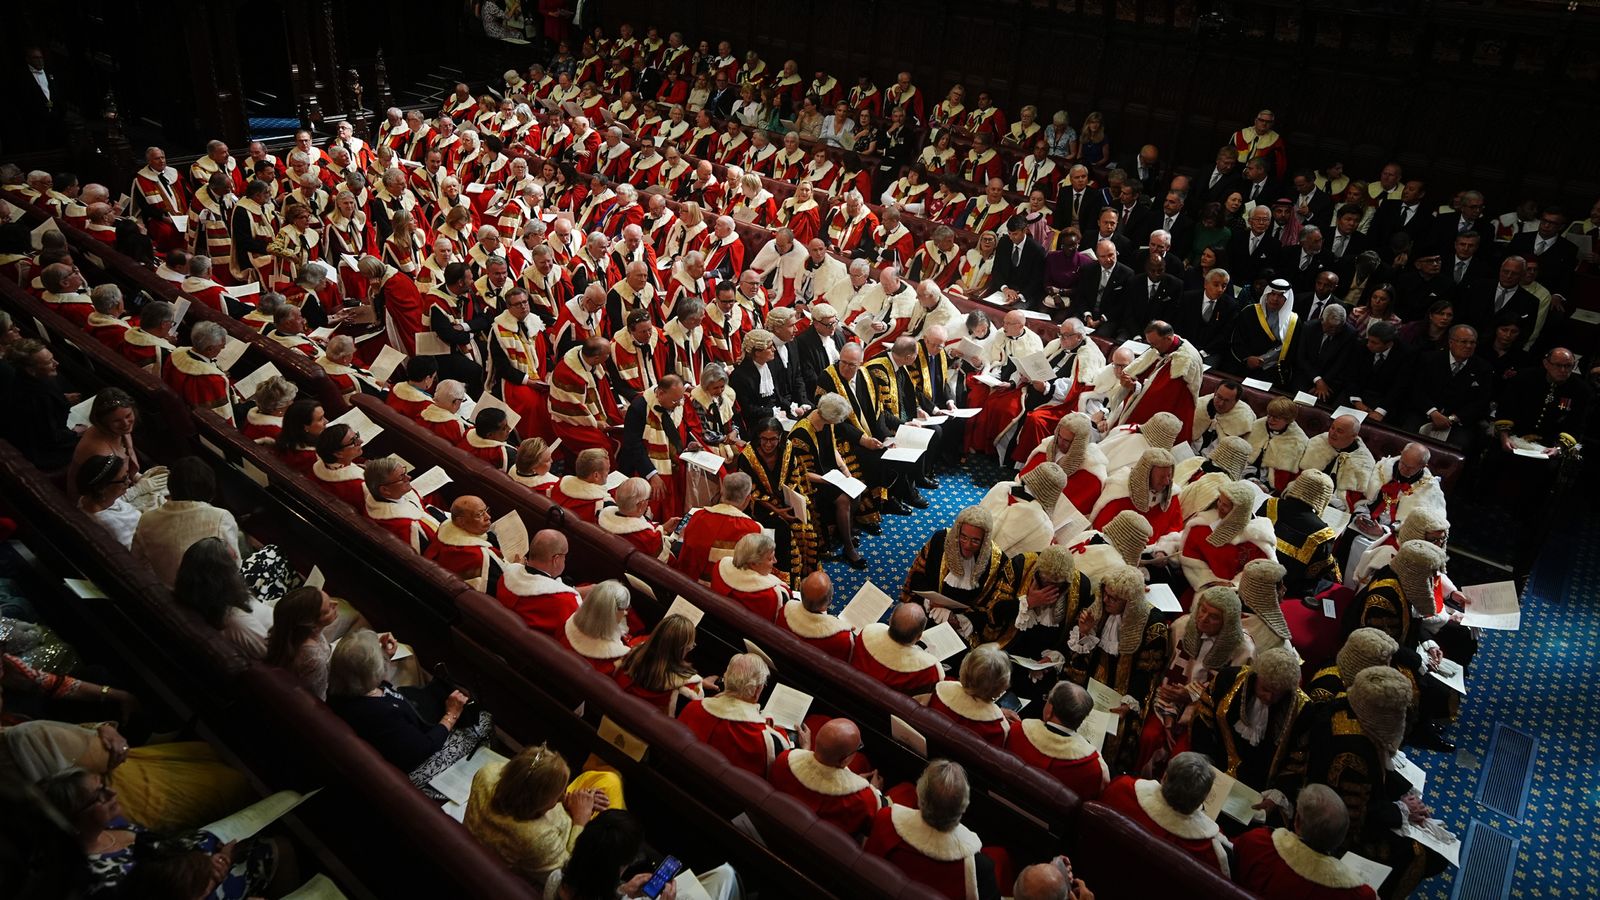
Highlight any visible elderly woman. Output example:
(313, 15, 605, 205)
(420, 379, 469, 445)
(276, 399, 325, 474)
(173, 537, 275, 658)
(1065, 565, 1171, 771)
(40, 768, 288, 898)
(241, 375, 298, 444)
(728, 328, 793, 433)
(689, 362, 743, 462)
(1138, 585, 1255, 773)
(310, 423, 366, 510)
(76, 455, 143, 549)
(558, 580, 637, 675)
(737, 417, 819, 586)
(928, 643, 1015, 747)
(790, 394, 876, 570)
(510, 437, 559, 494)
(465, 742, 624, 888)
(1043, 110, 1078, 159)
(710, 531, 790, 622)
(326, 630, 492, 796)
(1177, 481, 1276, 594)
(597, 477, 676, 561)
(613, 614, 710, 716)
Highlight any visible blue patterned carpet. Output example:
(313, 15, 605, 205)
(822, 455, 1600, 899)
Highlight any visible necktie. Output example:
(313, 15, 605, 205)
(1537, 238, 1551, 255)
(1334, 235, 1347, 256)
(1165, 216, 1175, 231)
(1073, 192, 1083, 217)
(1402, 206, 1414, 225)
(1459, 218, 1471, 233)
(1210, 170, 1222, 187)
(1013, 243, 1022, 266)
(1309, 297, 1324, 319)
(1202, 299, 1214, 321)
(1455, 259, 1467, 282)
(1495, 288, 1509, 311)
(1251, 183, 1261, 200)
(1300, 254, 1311, 271)
(1374, 351, 1385, 368)
(1450, 359, 1463, 376)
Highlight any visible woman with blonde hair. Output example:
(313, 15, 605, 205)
(511, 437, 558, 494)
(465, 742, 625, 887)
(612, 614, 709, 716)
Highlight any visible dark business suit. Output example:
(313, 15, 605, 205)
(1278, 247, 1336, 294)
(1463, 281, 1540, 337)
(1291, 189, 1334, 231)
(1342, 343, 1412, 414)
(1293, 325, 1358, 395)
(1198, 168, 1245, 212)
(795, 326, 847, 400)
(1429, 213, 1495, 256)
(1402, 350, 1494, 447)
(1370, 201, 1435, 252)
(1120, 273, 1185, 341)
(990, 236, 1048, 305)
(1507, 232, 1579, 292)
(1069, 262, 1135, 330)
(1227, 229, 1280, 285)
(1112, 201, 1158, 249)
(1052, 185, 1104, 233)
(1176, 288, 1241, 359)
(1238, 177, 1280, 208)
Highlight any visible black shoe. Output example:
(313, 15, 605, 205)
(860, 522, 882, 536)
(819, 548, 840, 562)
(916, 476, 939, 489)
(847, 554, 869, 571)
(906, 493, 929, 509)
(1409, 723, 1455, 753)
(883, 498, 910, 515)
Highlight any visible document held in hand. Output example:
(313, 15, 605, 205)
(761, 683, 814, 731)
(918, 621, 968, 660)
(822, 469, 867, 498)
(203, 788, 323, 844)
(1458, 581, 1521, 630)
(883, 423, 933, 462)
(839, 580, 894, 632)
(491, 510, 530, 562)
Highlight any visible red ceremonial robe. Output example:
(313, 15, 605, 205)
(776, 600, 855, 662)
(557, 615, 635, 676)
(421, 520, 500, 591)
(364, 487, 440, 553)
(678, 694, 790, 778)
(1002, 718, 1110, 800)
(311, 460, 367, 511)
(677, 504, 761, 583)
(85, 312, 131, 351)
(597, 507, 670, 561)
(42, 292, 95, 327)
(863, 805, 985, 900)
(549, 346, 621, 456)
(419, 403, 467, 445)
(1100, 776, 1231, 875)
(709, 557, 788, 623)
(161, 349, 233, 422)
(1112, 338, 1204, 443)
(1233, 828, 1378, 900)
(462, 428, 513, 470)
(495, 564, 581, 638)
(551, 475, 613, 524)
(240, 409, 283, 444)
(386, 381, 433, 422)
(927, 681, 1010, 747)
(769, 749, 884, 836)
(851, 623, 944, 697)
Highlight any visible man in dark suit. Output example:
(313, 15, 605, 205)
(1131, 227, 1186, 284)
(1238, 158, 1279, 208)
(1462, 256, 1539, 338)
(795, 302, 848, 400)
(1429, 191, 1494, 255)
(1149, 190, 1194, 263)
(1176, 269, 1241, 360)
(1279, 227, 1335, 295)
(1227, 205, 1279, 286)
(1112, 181, 1159, 250)
(1370, 180, 1435, 253)
(1395, 252, 1452, 322)
(1294, 270, 1343, 323)
(1444, 232, 1492, 299)
(990, 215, 1048, 307)
(1119, 256, 1184, 341)
(1294, 303, 1358, 399)
(1087, 207, 1134, 262)
(1052, 164, 1103, 233)
(1198, 146, 1244, 212)
(1323, 204, 1371, 280)
(1289, 170, 1334, 232)
(11, 47, 63, 151)
(1507, 207, 1579, 292)
(1402, 324, 1494, 448)
(1069, 237, 1135, 334)
(1120, 145, 1165, 197)
(707, 75, 738, 119)
(1342, 321, 1411, 421)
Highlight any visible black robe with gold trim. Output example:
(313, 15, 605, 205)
(1005, 554, 1093, 661)
(1062, 613, 1170, 774)
(1345, 567, 1422, 648)
(1263, 496, 1341, 596)
(900, 528, 1025, 648)
(788, 416, 882, 528)
(1191, 665, 1308, 790)
(737, 441, 820, 588)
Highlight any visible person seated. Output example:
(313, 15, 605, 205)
(421, 494, 504, 591)
(546, 808, 744, 899)
(76, 455, 144, 550)
(854, 602, 946, 698)
(1358, 442, 1446, 530)
(1063, 565, 1168, 771)
(1264, 471, 1343, 598)
(67, 388, 147, 498)
(1229, 278, 1300, 387)
(902, 506, 1026, 648)
(84, 284, 131, 351)
(597, 476, 676, 561)
(1298, 414, 1376, 512)
(777, 570, 854, 662)
(240, 376, 297, 445)
(555, 580, 636, 677)
(420, 378, 470, 445)
(387, 356, 438, 421)
(1004, 681, 1110, 800)
(1191, 382, 1257, 456)
(326, 631, 492, 796)
(1305, 628, 1401, 703)
(363, 457, 438, 552)
(1019, 413, 1110, 519)
(1089, 448, 1183, 544)
(864, 759, 998, 900)
(979, 462, 1084, 556)
(710, 531, 790, 622)
(613, 614, 708, 716)
(310, 423, 366, 511)
(677, 472, 763, 583)
(1176, 481, 1276, 594)
(1097, 411, 1193, 479)
(679, 652, 799, 777)
(131, 457, 243, 587)
(789, 394, 877, 570)
(263, 586, 346, 700)
(1350, 508, 1452, 589)
(171, 537, 274, 659)
(1066, 509, 1153, 586)
(497, 529, 584, 637)
(462, 407, 515, 470)
(1191, 647, 1306, 789)
(769, 717, 888, 838)
(1233, 783, 1380, 899)
(276, 400, 325, 474)
(3, 340, 82, 471)
(1175, 435, 1252, 499)
(552, 447, 615, 524)
(1237, 559, 1297, 659)
(1138, 586, 1255, 773)
(1101, 751, 1232, 874)
(929, 643, 1015, 747)
(119, 300, 178, 372)
(464, 742, 622, 888)
(737, 417, 819, 584)
(510, 437, 560, 495)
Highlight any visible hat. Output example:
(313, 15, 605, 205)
(1283, 470, 1334, 514)
(1209, 435, 1252, 481)
(1268, 278, 1293, 292)
(1103, 510, 1153, 565)
(1237, 559, 1291, 640)
(1272, 198, 1294, 207)
(1347, 666, 1412, 755)
(1337, 628, 1399, 690)
(1265, 396, 1299, 419)
(1021, 462, 1067, 515)
(1141, 412, 1182, 451)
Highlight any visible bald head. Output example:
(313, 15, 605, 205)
(800, 569, 833, 614)
(887, 602, 928, 644)
(449, 495, 491, 535)
(527, 529, 569, 575)
(1013, 863, 1071, 900)
(813, 718, 863, 767)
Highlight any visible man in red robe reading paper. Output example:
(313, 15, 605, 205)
(777, 571, 855, 663)
(421, 495, 503, 592)
(1004, 681, 1111, 801)
(676, 471, 762, 584)
(362, 458, 440, 553)
(496, 529, 584, 638)
(851, 602, 944, 698)
(1109, 319, 1205, 443)
(769, 717, 886, 837)
(679, 652, 799, 778)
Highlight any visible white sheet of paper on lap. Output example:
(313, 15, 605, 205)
(680, 449, 726, 472)
(1202, 766, 1263, 823)
(340, 253, 360, 270)
(214, 336, 250, 373)
(281, 873, 348, 899)
(1293, 391, 1318, 406)
(671, 871, 715, 900)
(1459, 581, 1521, 630)
(1118, 340, 1152, 358)
(67, 394, 96, 430)
(410, 466, 453, 498)
(455, 396, 476, 423)
(1340, 852, 1392, 892)
(170, 297, 191, 328)
(781, 484, 809, 525)
(330, 406, 384, 445)
(894, 424, 933, 450)
(233, 361, 283, 400)
(413, 331, 452, 356)
(1392, 750, 1427, 799)
(427, 746, 508, 805)
(309, 326, 335, 343)
(492, 510, 530, 561)
(665, 595, 705, 625)
(822, 469, 866, 498)
(603, 470, 628, 491)
(1009, 654, 1061, 671)
(839, 580, 894, 632)
(63, 578, 109, 599)
(203, 788, 322, 844)
(1322, 596, 1338, 619)
(921, 414, 949, 426)
(465, 182, 487, 194)
(981, 291, 1012, 306)
(1570, 306, 1600, 325)
(944, 406, 981, 419)
(1429, 659, 1467, 695)
(1510, 446, 1550, 460)
(223, 281, 261, 299)
(1320, 504, 1352, 537)
(890, 714, 928, 756)
(1331, 405, 1369, 424)
(1241, 377, 1274, 392)
(974, 372, 1008, 388)
(624, 573, 657, 599)
(1076, 708, 1118, 752)
(1019, 310, 1052, 321)
(1086, 677, 1124, 712)
(1145, 582, 1181, 612)
(916, 590, 970, 611)
(1015, 352, 1055, 384)
(472, 391, 522, 431)
(955, 338, 983, 360)
(371, 345, 407, 382)
(918, 621, 967, 660)
(761, 683, 813, 731)
(1398, 819, 1461, 867)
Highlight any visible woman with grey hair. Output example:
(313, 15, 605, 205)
(597, 475, 676, 561)
(326, 630, 493, 799)
(560, 579, 635, 675)
(709, 531, 788, 622)
(791, 393, 876, 569)
(863, 758, 996, 899)
(242, 375, 299, 444)
(688, 360, 741, 462)
(928, 643, 1014, 746)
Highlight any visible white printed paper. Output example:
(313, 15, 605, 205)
(471, 391, 522, 431)
(203, 789, 322, 844)
(413, 331, 452, 356)
(63, 578, 109, 599)
(916, 590, 971, 611)
(1293, 391, 1318, 406)
(223, 281, 261, 299)
(1340, 852, 1392, 892)
(680, 449, 727, 472)
(214, 336, 250, 372)
(330, 406, 385, 445)
(822, 469, 866, 498)
(371, 345, 407, 382)
(1241, 377, 1274, 392)
(67, 394, 96, 430)
(918, 621, 967, 660)
(410, 466, 452, 498)
(665, 595, 705, 625)
(1459, 581, 1521, 631)
(234, 361, 284, 399)
(761, 683, 814, 732)
(890, 714, 928, 755)
(1332, 405, 1369, 425)
(427, 746, 509, 805)
(491, 510, 530, 561)
(839, 581, 894, 632)
(1146, 582, 1181, 612)
(598, 715, 649, 761)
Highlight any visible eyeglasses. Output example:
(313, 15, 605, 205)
(380, 472, 411, 486)
(342, 435, 363, 448)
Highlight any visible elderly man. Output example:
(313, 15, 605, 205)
(777, 570, 854, 661)
(1294, 303, 1357, 401)
(495, 528, 585, 637)
(1359, 442, 1445, 529)
(418, 378, 469, 445)
(1230, 277, 1301, 387)
(363, 457, 440, 553)
(1106, 321, 1204, 446)
(769, 717, 886, 836)
(84, 284, 131, 351)
(420, 495, 505, 591)
(962, 309, 1047, 454)
(162, 321, 234, 422)
(747, 228, 807, 306)
(317, 335, 379, 400)
(1233, 783, 1379, 899)
(853, 601, 944, 696)
(1005, 681, 1110, 799)
(679, 653, 801, 777)
(1191, 647, 1307, 789)
(677, 472, 763, 583)
(907, 226, 964, 289)
(1401, 324, 1493, 448)
(1299, 414, 1377, 511)
(902, 507, 1025, 647)
(998, 318, 1105, 463)
(1246, 397, 1310, 494)
(1341, 321, 1408, 423)
(1496, 346, 1589, 455)
(864, 760, 997, 899)
(618, 374, 702, 520)
(1090, 448, 1182, 542)
(131, 146, 192, 251)
(38, 263, 93, 326)
(1069, 238, 1135, 333)
(850, 266, 917, 357)
(549, 336, 622, 455)
(598, 476, 677, 562)
(1267, 471, 1343, 597)
(1102, 751, 1230, 873)
(120, 300, 177, 372)
(551, 447, 614, 524)
(824, 191, 878, 254)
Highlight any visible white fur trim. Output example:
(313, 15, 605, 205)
(597, 507, 653, 535)
(498, 564, 575, 598)
(700, 693, 766, 723)
(859, 623, 941, 674)
(1020, 718, 1097, 761)
(312, 460, 365, 482)
(934, 680, 1005, 723)
(557, 475, 611, 501)
(781, 601, 852, 639)
(1298, 434, 1377, 494)
(888, 804, 983, 861)
(421, 403, 466, 426)
(464, 430, 506, 450)
(786, 749, 871, 797)
(563, 617, 631, 660)
(435, 520, 494, 549)
(392, 381, 432, 404)
(1271, 829, 1366, 889)
(716, 556, 786, 594)
(1132, 779, 1220, 840)
(1249, 421, 1309, 472)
